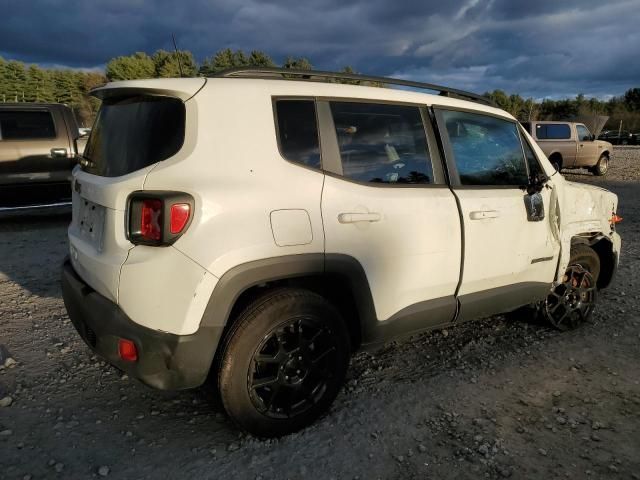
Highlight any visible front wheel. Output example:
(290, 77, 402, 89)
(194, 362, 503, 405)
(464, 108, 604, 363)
(543, 245, 600, 331)
(218, 288, 350, 437)
(592, 154, 609, 176)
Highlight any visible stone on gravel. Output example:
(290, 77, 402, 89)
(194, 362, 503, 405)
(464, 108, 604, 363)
(54, 462, 64, 473)
(0, 429, 13, 436)
(98, 465, 110, 476)
(0, 396, 13, 407)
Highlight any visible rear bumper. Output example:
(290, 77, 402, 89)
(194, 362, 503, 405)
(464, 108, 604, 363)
(61, 258, 222, 390)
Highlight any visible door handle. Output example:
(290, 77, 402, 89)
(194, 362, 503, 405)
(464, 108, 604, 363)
(469, 210, 499, 220)
(338, 212, 381, 224)
(50, 148, 68, 158)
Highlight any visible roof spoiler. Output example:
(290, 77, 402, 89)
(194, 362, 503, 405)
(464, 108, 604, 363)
(90, 78, 207, 102)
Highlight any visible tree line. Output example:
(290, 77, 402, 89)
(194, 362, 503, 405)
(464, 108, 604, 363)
(1, 48, 640, 132)
(486, 89, 640, 132)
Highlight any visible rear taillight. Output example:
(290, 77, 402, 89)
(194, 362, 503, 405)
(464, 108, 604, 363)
(127, 192, 194, 246)
(141, 199, 162, 241)
(170, 203, 191, 234)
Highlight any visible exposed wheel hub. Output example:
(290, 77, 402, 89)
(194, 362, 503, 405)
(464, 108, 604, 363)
(545, 264, 596, 330)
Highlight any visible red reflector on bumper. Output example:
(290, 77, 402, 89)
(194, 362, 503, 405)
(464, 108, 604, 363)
(118, 339, 138, 362)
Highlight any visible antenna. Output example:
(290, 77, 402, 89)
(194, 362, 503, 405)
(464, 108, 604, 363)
(172, 33, 185, 78)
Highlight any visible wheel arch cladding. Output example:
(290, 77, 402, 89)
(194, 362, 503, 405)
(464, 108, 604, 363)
(202, 254, 375, 371)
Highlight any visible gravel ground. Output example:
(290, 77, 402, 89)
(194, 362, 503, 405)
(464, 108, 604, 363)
(1, 148, 639, 480)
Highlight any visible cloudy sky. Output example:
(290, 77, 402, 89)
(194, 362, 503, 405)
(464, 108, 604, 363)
(1, 0, 639, 98)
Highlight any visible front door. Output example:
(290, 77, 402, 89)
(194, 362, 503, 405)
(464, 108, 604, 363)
(575, 124, 598, 167)
(434, 108, 559, 321)
(319, 100, 462, 341)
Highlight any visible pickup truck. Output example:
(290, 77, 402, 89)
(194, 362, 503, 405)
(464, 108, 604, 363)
(0, 103, 87, 211)
(522, 121, 612, 175)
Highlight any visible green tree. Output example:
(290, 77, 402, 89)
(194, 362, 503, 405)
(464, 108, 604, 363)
(283, 56, 313, 70)
(247, 50, 275, 68)
(624, 88, 640, 111)
(5, 60, 27, 101)
(105, 52, 155, 81)
(51, 70, 76, 104)
(153, 49, 197, 78)
(25, 65, 53, 102)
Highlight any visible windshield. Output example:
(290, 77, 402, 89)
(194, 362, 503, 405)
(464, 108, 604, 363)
(83, 95, 185, 177)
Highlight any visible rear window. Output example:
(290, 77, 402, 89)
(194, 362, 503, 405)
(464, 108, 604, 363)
(83, 95, 185, 177)
(0, 110, 56, 140)
(535, 123, 571, 140)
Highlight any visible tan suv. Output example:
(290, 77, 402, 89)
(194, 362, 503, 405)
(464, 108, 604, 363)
(522, 121, 612, 175)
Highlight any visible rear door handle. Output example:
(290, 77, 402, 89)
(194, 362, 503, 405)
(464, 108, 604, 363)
(50, 148, 68, 158)
(469, 210, 499, 220)
(338, 212, 382, 223)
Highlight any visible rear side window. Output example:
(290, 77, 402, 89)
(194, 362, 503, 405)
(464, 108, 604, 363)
(83, 96, 185, 177)
(0, 110, 56, 140)
(439, 110, 528, 186)
(275, 100, 321, 169)
(535, 123, 571, 140)
(330, 102, 434, 184)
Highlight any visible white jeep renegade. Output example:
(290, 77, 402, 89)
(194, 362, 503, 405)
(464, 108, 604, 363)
(62, 68, 622, 437)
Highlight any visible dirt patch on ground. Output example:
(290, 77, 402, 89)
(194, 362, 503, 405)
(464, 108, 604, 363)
(1, 148, 639, 479)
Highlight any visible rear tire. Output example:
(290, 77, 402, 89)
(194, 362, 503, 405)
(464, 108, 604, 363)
(218, 288, 350, 437)
(592, 154, 609, 176)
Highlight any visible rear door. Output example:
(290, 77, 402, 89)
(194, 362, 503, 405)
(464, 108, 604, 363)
(320, 100, 461, 339)
(0, 107, 71, 186)
(434, 108, 559, 321)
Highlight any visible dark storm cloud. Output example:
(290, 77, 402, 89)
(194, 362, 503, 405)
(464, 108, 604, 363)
(1, 0, 638, 97)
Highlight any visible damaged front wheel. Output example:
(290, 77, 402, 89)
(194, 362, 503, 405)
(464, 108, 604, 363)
(543, 245, 600, 331)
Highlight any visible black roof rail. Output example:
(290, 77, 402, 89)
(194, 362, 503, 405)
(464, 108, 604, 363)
(213, 67, 495, 107)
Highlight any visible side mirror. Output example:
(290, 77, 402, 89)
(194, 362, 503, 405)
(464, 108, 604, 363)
(524, 191, 545, 222)
(527, 174, 548, 195)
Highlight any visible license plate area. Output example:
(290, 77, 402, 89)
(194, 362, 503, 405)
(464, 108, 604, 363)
(76, 197, 106, 251)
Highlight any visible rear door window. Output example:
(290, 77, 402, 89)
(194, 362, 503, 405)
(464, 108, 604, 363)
(329, 102, 434, 184)
(274, 100, 321, 169)
(0, 110, 56, 140)
(535, 124, 571, 140)
(439, 110, 529, 186)
(83, 96, 185, 177)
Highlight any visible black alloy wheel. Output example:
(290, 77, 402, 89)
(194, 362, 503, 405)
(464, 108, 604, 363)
(545, 264, 596, 331)
(248, 316, 339, 418)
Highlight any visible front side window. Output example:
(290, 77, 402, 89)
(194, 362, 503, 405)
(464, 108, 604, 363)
(536, 123, 571, 140)
(440, 110, 529, 186)
(0, 110, 56, 140)
(330, 102, 434, 184)
(576, 124, 591, 141)
(275, 100, 321, 169)
(520, 132, 545, 179)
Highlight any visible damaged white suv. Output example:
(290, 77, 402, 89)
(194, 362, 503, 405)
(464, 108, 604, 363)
(62, 68, 622, 437)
